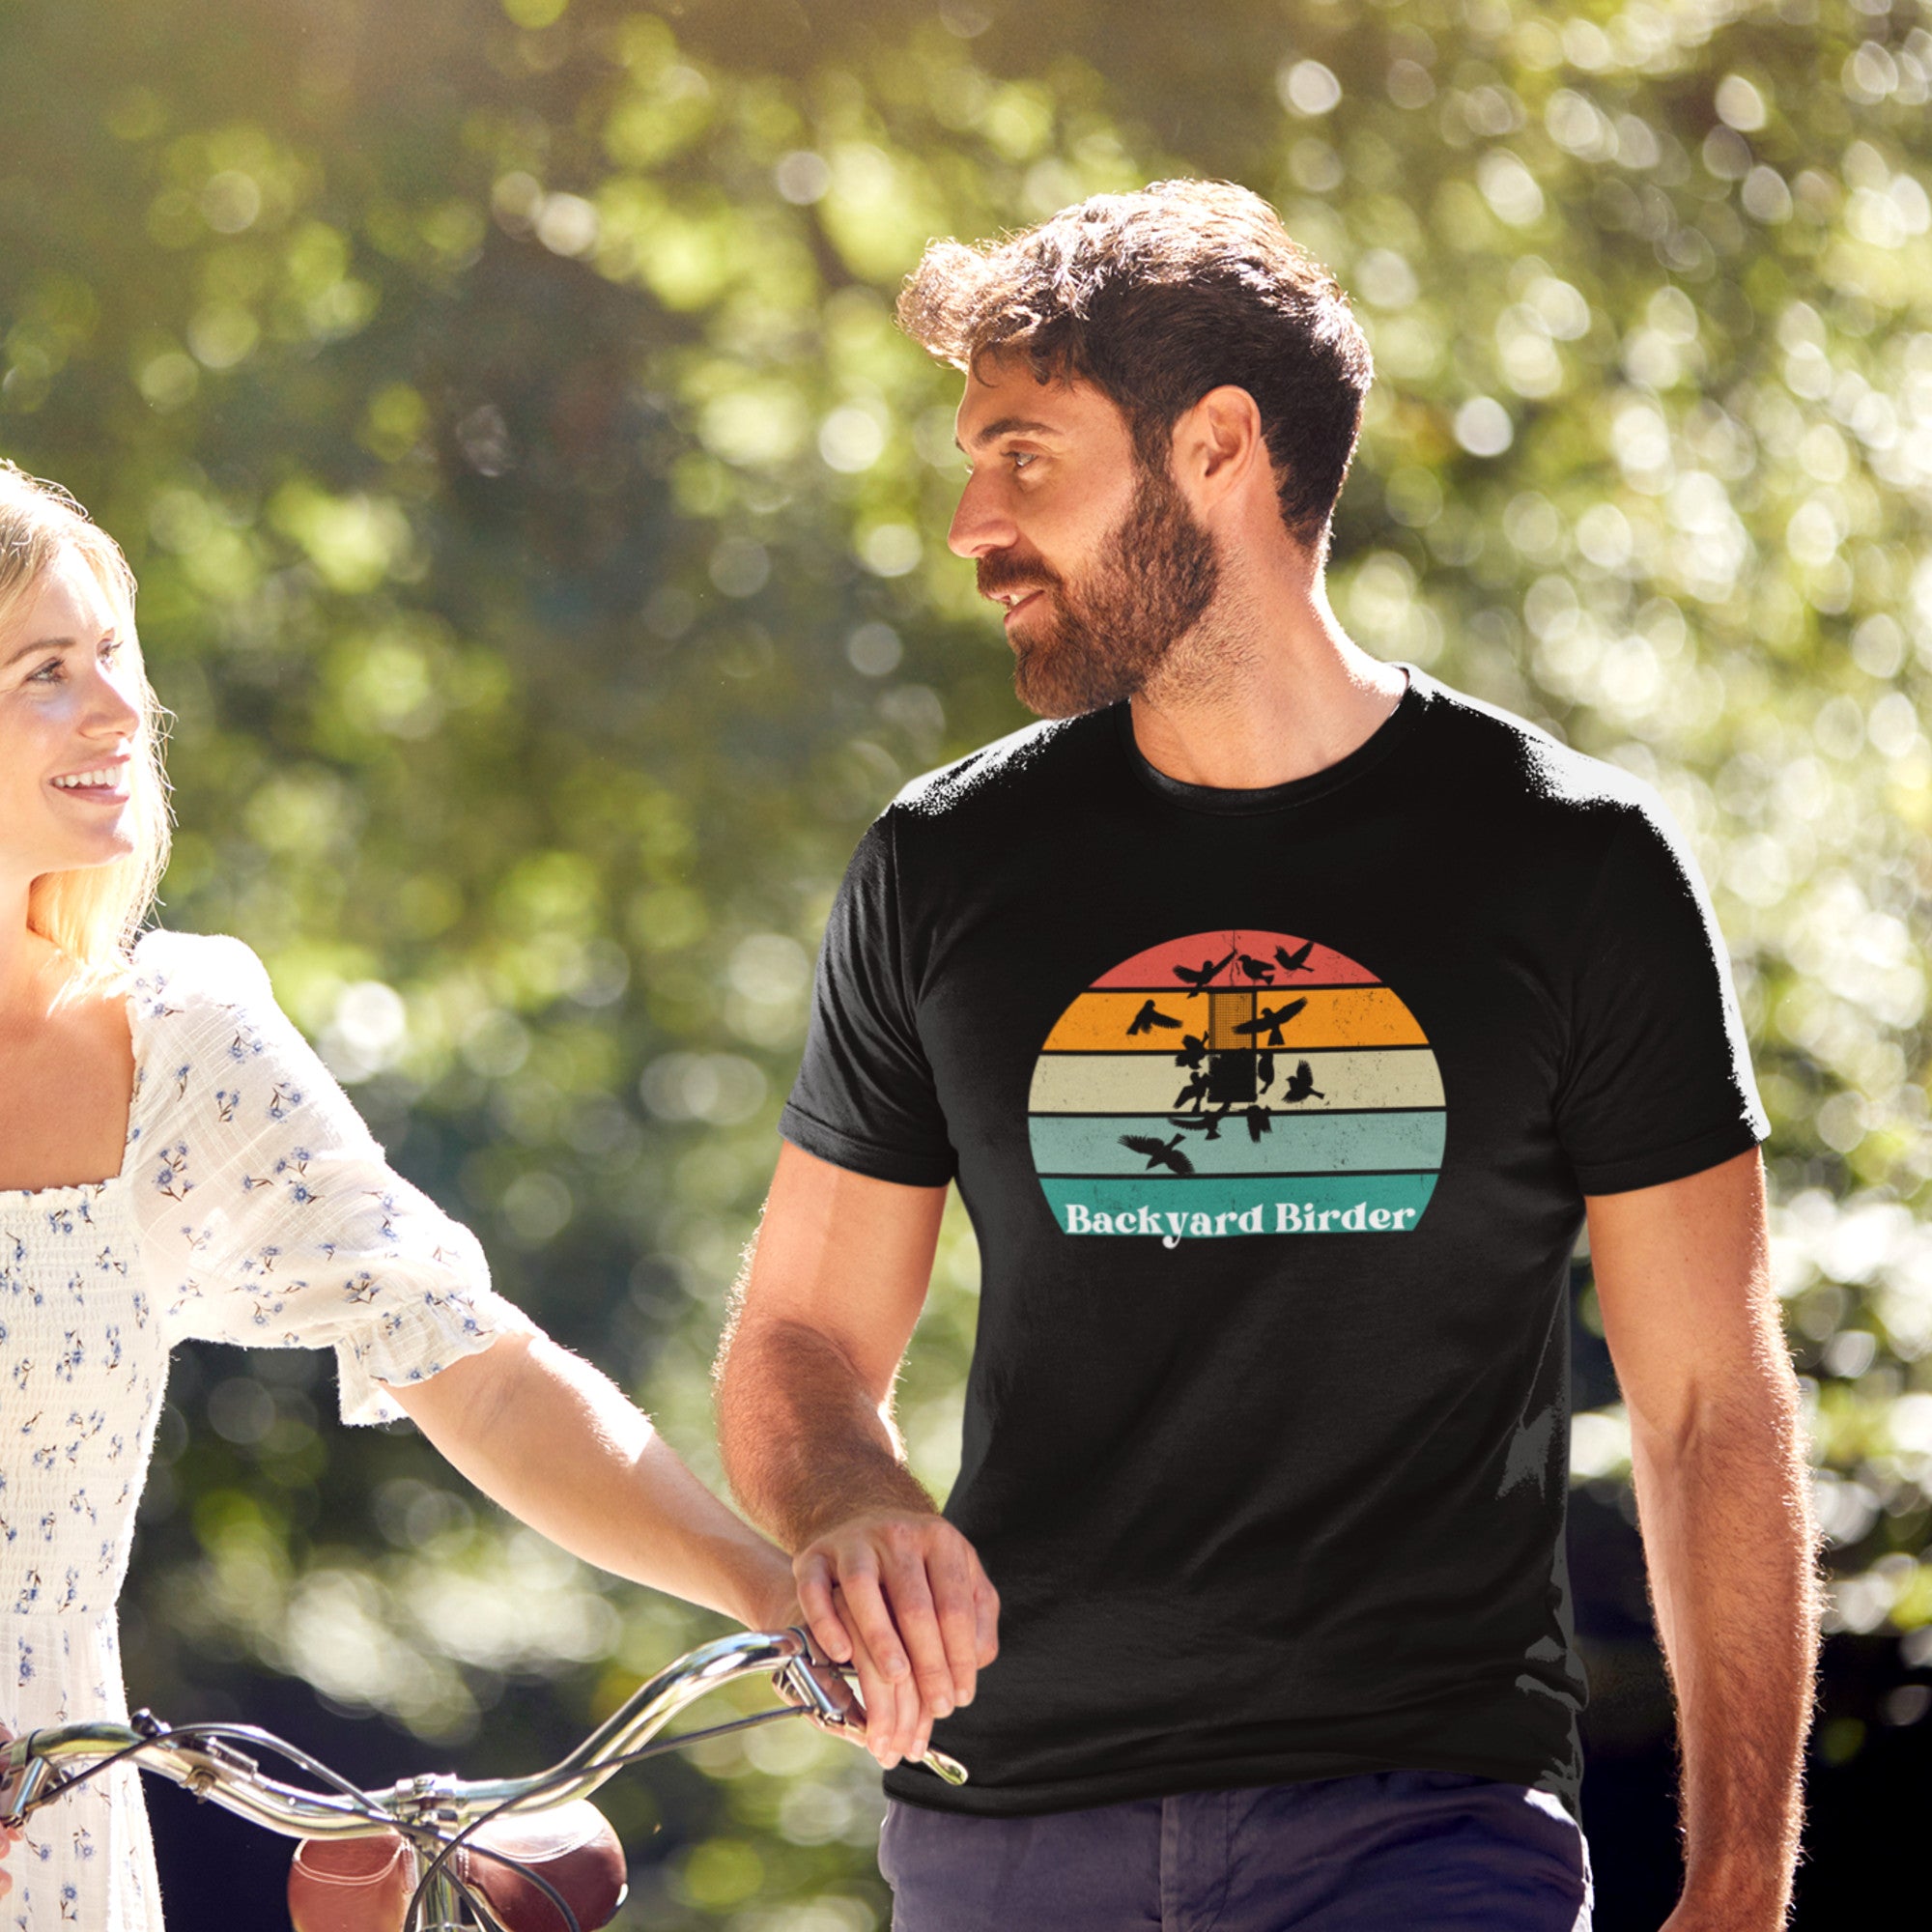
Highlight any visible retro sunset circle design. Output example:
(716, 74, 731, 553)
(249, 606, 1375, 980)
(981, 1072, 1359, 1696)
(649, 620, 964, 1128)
(1029, 930, 1446, 1242)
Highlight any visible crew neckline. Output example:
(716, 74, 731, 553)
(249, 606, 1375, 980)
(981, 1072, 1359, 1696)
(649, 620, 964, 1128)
(1116, 666, 1428, 816)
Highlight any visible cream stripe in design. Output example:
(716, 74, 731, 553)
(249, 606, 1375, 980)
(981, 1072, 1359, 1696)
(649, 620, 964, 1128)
(1028, 1047, 1445, 1117)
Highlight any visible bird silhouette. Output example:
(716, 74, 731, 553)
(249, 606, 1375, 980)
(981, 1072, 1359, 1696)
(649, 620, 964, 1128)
(1170, 1110, 1227, 1141)
(1274, 939, 1316, 975)
(1174, 1071, 1208, 1111)
(1234, 998, 1308, 1047)
(1126, 998, 1181, 1037)
(1280, 1059, 1325, 1104)
(1237, 953, 1276, 984)
(1243, 1105, 1273, 1143)
(1173, 1034, 1208, 1070)
(1256, 1051, 1276, 1091)
(1172, 950, 1236, 996)
(1121, 1133, 1195, 1177)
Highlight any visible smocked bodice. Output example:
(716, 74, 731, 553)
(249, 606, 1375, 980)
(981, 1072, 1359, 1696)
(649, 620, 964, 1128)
(0, 1181, 166, 1625)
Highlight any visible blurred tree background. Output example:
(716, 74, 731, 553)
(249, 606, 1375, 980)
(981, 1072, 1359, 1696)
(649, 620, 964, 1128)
(2, 0, 1929, 1922)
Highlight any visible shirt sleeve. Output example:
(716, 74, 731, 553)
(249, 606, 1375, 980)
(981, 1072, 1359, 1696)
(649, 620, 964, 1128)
(1554, 801, 1770, 1195)
(128, 932, 533, 1424)
(779, 812, 956, 1187)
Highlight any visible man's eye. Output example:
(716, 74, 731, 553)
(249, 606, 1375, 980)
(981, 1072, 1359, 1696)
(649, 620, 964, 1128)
(1010, 451, 1038, 471)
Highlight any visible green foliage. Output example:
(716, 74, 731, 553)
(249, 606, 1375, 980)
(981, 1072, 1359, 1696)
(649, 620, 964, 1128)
(4, 0, 1932, 1918)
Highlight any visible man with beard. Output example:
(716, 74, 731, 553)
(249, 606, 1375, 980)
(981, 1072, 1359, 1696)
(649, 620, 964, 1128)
(716, 182, 1813, 1930)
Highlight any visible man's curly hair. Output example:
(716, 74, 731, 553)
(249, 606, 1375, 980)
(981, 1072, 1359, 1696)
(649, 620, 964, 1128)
(897, 180, 1373, 550)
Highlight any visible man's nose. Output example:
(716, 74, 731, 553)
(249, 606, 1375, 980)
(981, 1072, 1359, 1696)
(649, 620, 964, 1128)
(948, 474, 1017, 559)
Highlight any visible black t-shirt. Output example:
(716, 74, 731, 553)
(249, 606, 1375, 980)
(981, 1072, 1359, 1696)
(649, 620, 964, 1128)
(780, 669, 1766, 1819)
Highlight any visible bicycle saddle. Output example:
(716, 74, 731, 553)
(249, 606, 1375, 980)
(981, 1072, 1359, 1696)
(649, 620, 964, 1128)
(288, 1798, 627, 1932)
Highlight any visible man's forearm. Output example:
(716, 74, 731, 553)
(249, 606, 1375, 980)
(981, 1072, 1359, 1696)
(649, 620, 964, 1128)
(716, 1314, 935, 1550)
(713, 1154, 994, 1765)
(1633, 1374, 1818, 1925)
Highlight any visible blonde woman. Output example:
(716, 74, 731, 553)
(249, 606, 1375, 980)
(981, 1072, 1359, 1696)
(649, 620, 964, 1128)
(0, 464, 808, 1926)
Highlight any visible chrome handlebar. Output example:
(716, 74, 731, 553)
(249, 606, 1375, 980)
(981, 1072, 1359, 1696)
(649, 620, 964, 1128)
(1, 1628, 966, 1843)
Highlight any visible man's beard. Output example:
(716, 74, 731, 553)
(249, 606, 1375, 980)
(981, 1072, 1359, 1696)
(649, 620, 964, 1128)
(979, 465, 1220, 721)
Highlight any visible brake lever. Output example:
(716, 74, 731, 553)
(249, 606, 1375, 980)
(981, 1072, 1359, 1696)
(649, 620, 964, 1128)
(775, 1631, 969, 1786)
(1, 1754, 56, 1830)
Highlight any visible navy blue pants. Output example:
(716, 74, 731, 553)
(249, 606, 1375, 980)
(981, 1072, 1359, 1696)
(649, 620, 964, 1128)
(879, 1773, 1591, 1931)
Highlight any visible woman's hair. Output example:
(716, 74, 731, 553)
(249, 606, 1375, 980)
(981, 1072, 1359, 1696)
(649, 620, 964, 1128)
(0, 462, 171, 980)
(897, 179, 1374, 554)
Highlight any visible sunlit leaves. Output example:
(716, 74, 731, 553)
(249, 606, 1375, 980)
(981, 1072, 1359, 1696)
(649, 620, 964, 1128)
(5, 0, 1932, 1903)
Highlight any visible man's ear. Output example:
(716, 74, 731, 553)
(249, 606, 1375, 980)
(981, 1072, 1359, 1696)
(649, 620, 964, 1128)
(1172, 385, 1266, 507)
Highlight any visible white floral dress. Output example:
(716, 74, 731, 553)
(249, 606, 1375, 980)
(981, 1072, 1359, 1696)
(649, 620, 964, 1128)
(1, 931, 528, 1929)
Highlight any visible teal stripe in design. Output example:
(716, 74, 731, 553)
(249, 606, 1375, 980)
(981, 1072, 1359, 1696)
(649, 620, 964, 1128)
(1030, 1109, 1446, 1179)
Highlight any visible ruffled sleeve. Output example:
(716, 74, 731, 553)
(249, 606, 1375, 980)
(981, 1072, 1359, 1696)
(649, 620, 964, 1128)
(126, 930, 533, 1424)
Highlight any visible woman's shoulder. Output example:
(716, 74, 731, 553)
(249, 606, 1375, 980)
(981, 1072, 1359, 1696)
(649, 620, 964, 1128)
(128, 928, 276, 1028)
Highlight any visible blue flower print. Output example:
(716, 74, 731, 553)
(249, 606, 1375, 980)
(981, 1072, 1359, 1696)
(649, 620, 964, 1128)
(273, 1151, 320, 1206)
(152, 1144, 193, 1203)
(137, 983, 182, 1019)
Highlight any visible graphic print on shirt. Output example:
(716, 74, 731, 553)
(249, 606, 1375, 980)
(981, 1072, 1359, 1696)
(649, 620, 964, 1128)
(1029, 930, 1445, 1242)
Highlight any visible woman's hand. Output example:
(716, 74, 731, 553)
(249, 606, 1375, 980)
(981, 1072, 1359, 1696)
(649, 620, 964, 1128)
(383, 1336, 945, 1769)
(0, 1722, 21, 1901)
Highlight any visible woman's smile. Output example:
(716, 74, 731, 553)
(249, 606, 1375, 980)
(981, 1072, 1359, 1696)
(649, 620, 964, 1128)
(47, 757, 131, 805)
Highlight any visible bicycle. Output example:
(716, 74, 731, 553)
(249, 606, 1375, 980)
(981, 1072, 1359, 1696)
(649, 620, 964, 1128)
(0, 1627, 966, 1932)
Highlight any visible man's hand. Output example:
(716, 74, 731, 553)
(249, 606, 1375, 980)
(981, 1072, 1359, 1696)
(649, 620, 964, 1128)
(794, 1509, 999, 1767)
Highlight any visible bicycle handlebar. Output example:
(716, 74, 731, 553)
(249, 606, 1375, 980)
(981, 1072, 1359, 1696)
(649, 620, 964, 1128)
(1, 1628, 966, 1845)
